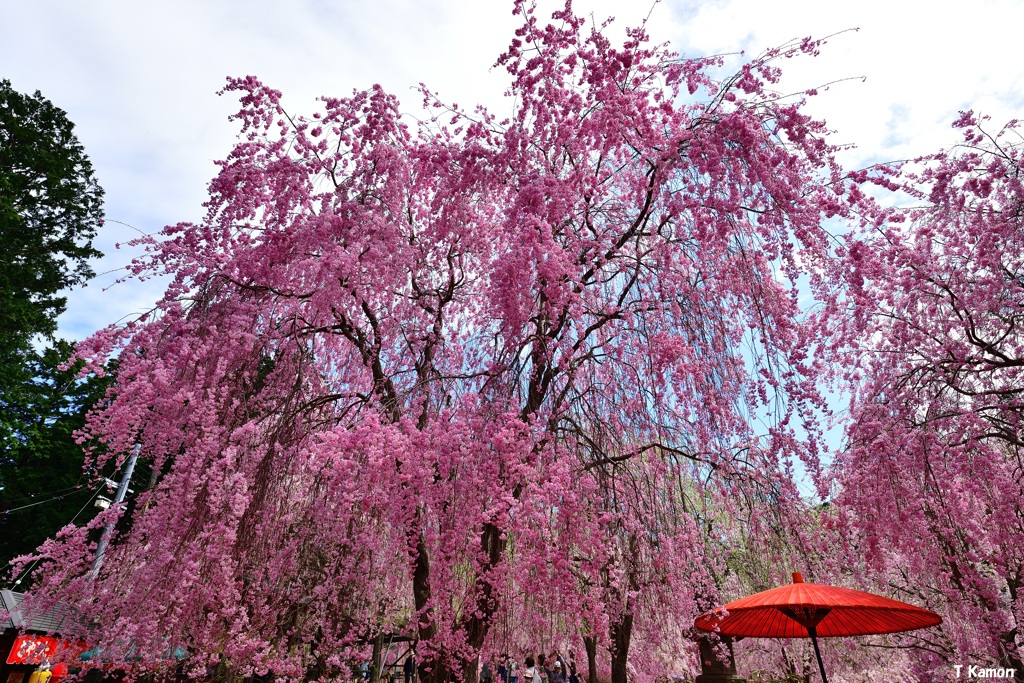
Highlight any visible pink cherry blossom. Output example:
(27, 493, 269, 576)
(16, 3, 856, 681)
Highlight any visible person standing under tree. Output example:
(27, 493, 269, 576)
(523, 656, 538, 683)
(404, 653, 415, 683)
(551, 660, 566, 683)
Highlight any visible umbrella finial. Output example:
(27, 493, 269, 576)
(792, 572, 804, 583)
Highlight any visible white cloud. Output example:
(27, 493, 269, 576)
(667, 0, 1024, 166)
(2, 0, 1020, 342)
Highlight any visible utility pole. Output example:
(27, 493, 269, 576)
(91, 443, 140, 578)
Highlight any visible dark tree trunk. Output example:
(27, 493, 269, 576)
(583, 636, 598, 683)
(609, 612, 632, 683)
(461, 655, 480, 683)
(997, 628, 1023, 682)
(371, 633, 385, 683)
(412, 529, 445, 683)
(461, 521, 504, 650)
(412, 532, 434, 639)
(414, 518, 504, 683)
(694, 636, 746, 683)
(419, 662, 458, 683)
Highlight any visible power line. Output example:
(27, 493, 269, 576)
(0, 487, 91, 515)
(6, 484, 105, 588)
(5, 450, 141, 588)
(0, 484, 86, 509)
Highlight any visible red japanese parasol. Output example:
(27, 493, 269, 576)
(694, 572, 941, 683)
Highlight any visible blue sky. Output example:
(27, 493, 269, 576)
(2, 0, 1022, 343)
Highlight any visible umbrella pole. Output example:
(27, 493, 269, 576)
(807, 627, 828, 683)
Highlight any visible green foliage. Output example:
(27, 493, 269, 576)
(0, 342, 113, 566)
(0, 78, 103, 383)
(0, 80, 107, 568)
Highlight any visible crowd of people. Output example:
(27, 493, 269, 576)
(481, 652, 580, 683)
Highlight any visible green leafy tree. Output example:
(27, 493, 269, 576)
(0, 79, 107, 567)
(0, 78, 102, 398)
(0, 342, 113, 566)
